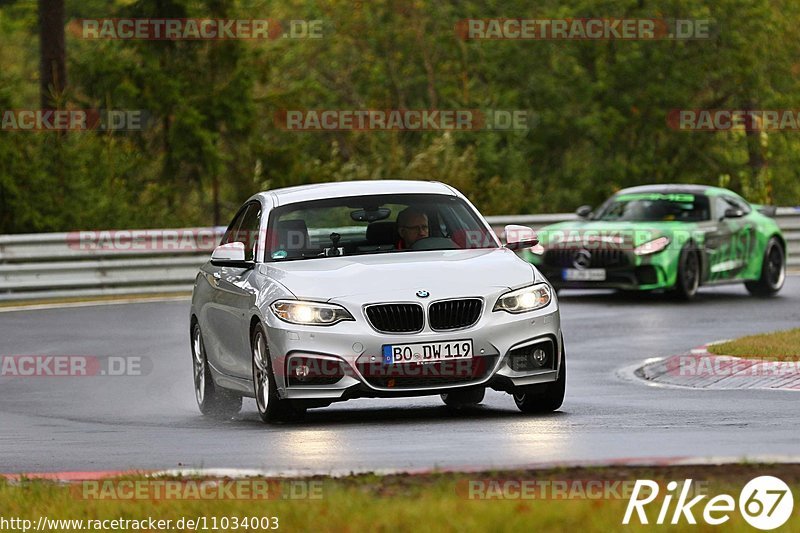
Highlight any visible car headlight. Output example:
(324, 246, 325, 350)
(634, 236, 670, 256)
(493, 284, 552, 313)
(270, 300, 354, 326)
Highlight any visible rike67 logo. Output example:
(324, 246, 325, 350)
(623, 476, 794, 530)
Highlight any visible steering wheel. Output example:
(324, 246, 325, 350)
(409, 237, 459, 251)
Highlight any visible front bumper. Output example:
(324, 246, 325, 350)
(262, 298, 562, 402)
(530, 248, 679, 291)
(538, 264, 668, 290)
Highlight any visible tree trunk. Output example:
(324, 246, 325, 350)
(744, 101, 769, 202)
(38, 0, 67, 110)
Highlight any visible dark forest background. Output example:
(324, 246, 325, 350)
(2, 0, 799, 233)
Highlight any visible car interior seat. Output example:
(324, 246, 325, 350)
(363, 221, 397, 251)
(274, 219, 311, 258)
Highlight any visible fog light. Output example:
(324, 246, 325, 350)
(294, 365, 310, 378)
(507, 341, 554, 372)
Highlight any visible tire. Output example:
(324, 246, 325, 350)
(251, 323, 305, 424)
(745, 237, 786, 297)
(441, 387, 485, 409)
(672, 246, 700, 301)
(512, 345, 566, 414)
(191, 322, 242, 417)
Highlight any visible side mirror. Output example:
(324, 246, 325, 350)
(575, 205, 593, 218)
(723, 207, 745, 219)
(503, 224, 539, 251)
(211, 242, 252, 267)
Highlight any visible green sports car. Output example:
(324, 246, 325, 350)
(522, 185, 787, 299)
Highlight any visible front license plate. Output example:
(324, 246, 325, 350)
(563, 268, 606, 281)
(382, 340, 473, 365)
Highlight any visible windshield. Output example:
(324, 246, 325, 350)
(593, 193, 710, 222)
(265, 193, 497, 261)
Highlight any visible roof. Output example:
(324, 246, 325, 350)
(253, 180, 457, 206)
(615, 184, 731, 196)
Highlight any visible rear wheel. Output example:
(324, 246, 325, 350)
(191, 322, 242, 417)
(252, 324, 305, 424)
(441, 387, 485, 409)
(672, 247, 700, 301)
(745, 238, 786, 297)
(512, 345, 566, 414)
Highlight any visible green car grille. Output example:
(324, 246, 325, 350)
(544, 248, 630, 268)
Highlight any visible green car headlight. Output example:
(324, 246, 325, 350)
(493, 284, 552, 314)
(528, 244, 546, 255)
(634, 237, 670, 256)
(271, 300, 354, 326)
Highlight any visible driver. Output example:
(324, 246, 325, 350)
(396, 207, 429, 249)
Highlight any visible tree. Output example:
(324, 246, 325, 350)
(38, 0, 66, 109)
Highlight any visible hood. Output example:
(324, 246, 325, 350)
(261, 248, 536, 301)
(537, 220, 693, 249)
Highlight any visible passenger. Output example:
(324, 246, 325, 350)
(396, 207, 430, 249)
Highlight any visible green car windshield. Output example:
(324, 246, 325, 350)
(593, 193, 711, 222)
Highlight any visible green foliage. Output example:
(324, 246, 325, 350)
(1, 0, 800, 232)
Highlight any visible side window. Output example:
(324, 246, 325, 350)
(712, 196, 730, 220)
(220, 206, 249, 246)
(723, 195, 751, 214)
(235, 203, 262, 261)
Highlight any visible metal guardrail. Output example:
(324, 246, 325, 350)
(0, 209, 798, 301)
(0, 228, 224, 301)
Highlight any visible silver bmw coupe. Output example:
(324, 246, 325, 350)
(190, 180, 565, 422)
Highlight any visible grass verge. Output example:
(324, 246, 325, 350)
(708, 328, 800, 360)
(1, 464, 799, 532)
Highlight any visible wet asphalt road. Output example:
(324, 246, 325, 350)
(1, 278, 799, 474)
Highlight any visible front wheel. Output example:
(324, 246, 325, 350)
(745, 237, 786, 297)
(672, 247, 700, 301)
(191, 322, 242, 417)
(252, 324, 305, 424)
(512, 346, 566, 414)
